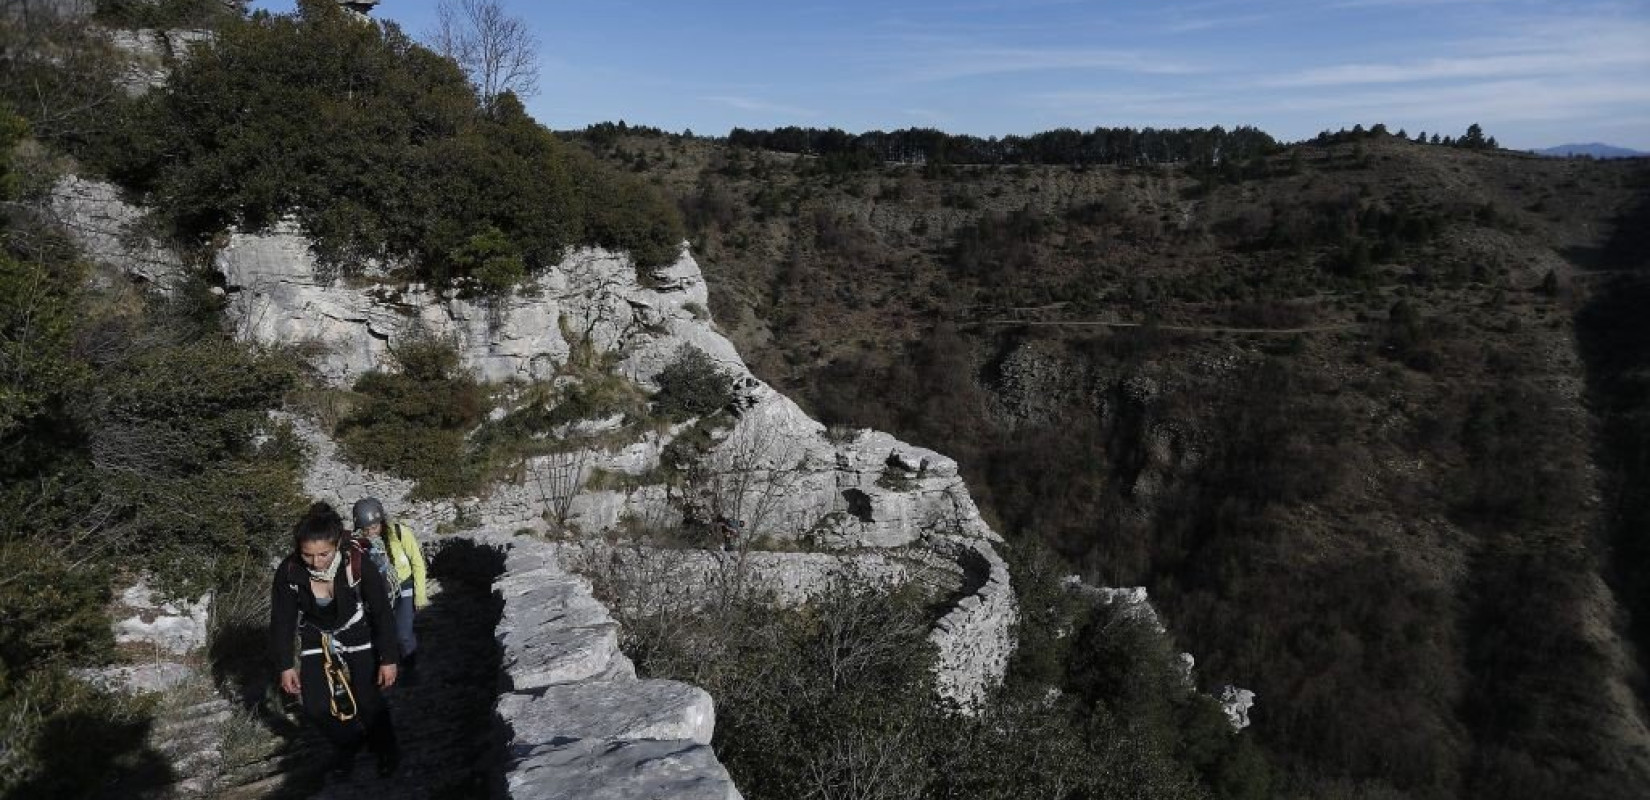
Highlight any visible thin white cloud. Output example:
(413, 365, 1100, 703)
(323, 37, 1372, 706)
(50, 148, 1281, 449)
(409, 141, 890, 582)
(702, 95, 819, 118)
(1266, 52, 1646, 87)
(899, 46, 1208, 82)
(1263, 16, 1650, 87)
(1300, 79, 1650, 123)
(1161, 13, 1273, 33)
(900, 108, 951, 123)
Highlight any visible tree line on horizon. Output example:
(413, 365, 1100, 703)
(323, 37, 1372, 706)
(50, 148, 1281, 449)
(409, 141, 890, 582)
(723, 124, 1281, 168)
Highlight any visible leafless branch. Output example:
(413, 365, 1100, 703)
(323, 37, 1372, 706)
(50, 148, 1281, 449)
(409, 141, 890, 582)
(423, 0, 540, 109)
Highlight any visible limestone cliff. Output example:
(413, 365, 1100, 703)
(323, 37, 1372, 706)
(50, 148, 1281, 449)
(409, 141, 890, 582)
(52, 175, 1020, 792)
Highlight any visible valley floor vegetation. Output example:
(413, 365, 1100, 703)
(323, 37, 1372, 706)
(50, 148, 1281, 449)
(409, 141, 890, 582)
(577, 124, 1650, 799)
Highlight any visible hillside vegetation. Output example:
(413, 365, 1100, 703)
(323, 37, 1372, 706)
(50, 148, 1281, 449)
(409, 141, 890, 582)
(578, 124, 1650, 799)
(0, 1, 688, 795)
(19, 0, 683, 287)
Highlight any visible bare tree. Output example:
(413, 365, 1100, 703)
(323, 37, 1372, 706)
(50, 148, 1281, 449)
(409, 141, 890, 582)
(533, 448, 591, 532)
(423, 0, 540, 109)
(699, 418, 808, 545)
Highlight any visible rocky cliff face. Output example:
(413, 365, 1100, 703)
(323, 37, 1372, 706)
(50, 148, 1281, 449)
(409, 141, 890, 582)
(53, 176, 1021, 791)
(216, 219, 1003, 557)
(220, 228, 1019, 708)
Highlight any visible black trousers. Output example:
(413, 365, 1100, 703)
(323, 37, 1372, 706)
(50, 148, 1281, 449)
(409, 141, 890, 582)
(297, 644, 397, 759)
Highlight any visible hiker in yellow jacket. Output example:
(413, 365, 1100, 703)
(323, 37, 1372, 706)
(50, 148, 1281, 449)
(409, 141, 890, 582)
(352, 498, 427, 675)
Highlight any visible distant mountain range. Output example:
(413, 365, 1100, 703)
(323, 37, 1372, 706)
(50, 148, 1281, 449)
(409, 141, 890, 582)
(1532, 143, 1648, 159)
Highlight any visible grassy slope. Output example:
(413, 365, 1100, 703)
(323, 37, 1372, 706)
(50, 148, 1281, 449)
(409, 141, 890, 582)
(582, 130, 1650, 799)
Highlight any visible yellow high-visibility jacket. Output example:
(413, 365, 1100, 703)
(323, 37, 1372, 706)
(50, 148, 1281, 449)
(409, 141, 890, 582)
(386, 522, 428, 609)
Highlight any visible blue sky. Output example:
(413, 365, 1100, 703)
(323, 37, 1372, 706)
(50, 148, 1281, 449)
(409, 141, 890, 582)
(252, 1, 1650, 149)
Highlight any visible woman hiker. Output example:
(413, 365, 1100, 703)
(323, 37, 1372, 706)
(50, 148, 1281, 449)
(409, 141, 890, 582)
(271, 501, 401, 779)
(352, 497, 427, 676)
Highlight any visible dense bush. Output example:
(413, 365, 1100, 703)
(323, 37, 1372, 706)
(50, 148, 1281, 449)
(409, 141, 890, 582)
(0, 4, 142, 168)
(0, 666, 166, 797)
(948, 209, 1047, 279)
(336, 337, 488, 499)
(727, 124, 1279, 168)
(80, 0, 681, 284)
(1, 108, 305, 795)
(651, 345, 736, 420)
(336, 334, 673, 500)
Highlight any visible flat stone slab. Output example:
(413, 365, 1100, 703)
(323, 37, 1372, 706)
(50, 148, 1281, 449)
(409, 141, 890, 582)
(500, 679, 715, 748)
(506, 739, 743, 800)
(501, 582, 614, 630)
(501, 623, 623, 691)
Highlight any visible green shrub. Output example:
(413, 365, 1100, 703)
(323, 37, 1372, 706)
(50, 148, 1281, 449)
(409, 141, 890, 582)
(0, 10, 147, 171)
(652, 346, 735, 420)
(0, 224, 303, 796)
(659, 418, 718, 474)
(337, 338, 488, 499)
(601, 547, 1253, 800)
(612, 575, 947, 800)
(0, 666, 162, 797)
(93, 1, 683, 281)
(450, 226, 527, 296)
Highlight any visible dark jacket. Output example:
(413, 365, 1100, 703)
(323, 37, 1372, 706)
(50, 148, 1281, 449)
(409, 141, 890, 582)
(270, 547, 401, 672)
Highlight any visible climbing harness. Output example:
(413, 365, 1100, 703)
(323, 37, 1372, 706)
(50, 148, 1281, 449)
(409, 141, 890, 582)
(320, 633, 358, 722)
(297, 601, 367, 646)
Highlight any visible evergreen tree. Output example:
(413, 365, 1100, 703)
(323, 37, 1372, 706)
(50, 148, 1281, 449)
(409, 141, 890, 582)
(1462, 123, 1488, 149)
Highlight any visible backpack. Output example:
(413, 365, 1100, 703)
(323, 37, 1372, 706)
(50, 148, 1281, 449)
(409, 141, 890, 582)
(357, 531, 401, 606)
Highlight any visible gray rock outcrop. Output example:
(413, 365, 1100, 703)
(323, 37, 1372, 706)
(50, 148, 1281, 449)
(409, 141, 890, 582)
(106, 28, 213, 94)
(74, 578, 211, 694)
(48, 176, 189, 291)
(1064, 577, 1257, 731)
(215, 224, 740, 388)
(113, 579, 212, 655)
(1219, 685, 1256, 730)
